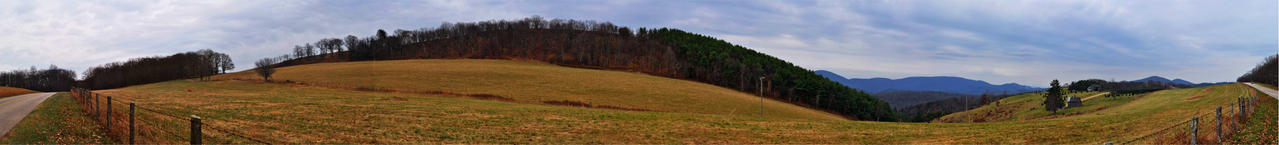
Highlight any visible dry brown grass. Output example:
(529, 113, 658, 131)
(84, 77, 1255, 143)
(0, 86, 36, 98)
(76, 60, 1259, 143)
(213, 59, 845, 120)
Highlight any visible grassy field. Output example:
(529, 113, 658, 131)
(83, 59, 1264, 143)
(0, 86, 36, 98)
(0, 93, 113, 144)
(213, 59, 844, 120)
(932, 91, 1114, 123)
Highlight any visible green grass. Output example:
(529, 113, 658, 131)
(1225, 90, 1277, 144)
(86, 59, 1262, 143)
(214, 59, 844, 120)
(0, 93, 113, 144)
(934, 91, 1113, 122)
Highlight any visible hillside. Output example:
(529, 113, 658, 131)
(815, 70, 1041, 95)
(89, 73, 1265, 143)
(218, 59, 845, 120)
(932, 91, 1110, 123)
(262, 18, 895, 120)
(0, 86, 36, 98)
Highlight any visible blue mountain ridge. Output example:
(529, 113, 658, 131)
(814, 70, 1043, 95)
(1133, 76, 1196, 85)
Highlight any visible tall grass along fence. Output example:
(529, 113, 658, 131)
(69, 87, 273, 144)
(1116, 90, 1261, 145)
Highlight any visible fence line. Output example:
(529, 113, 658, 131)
(1118, 89, 1260, 144)
(1122, 118, 1194, 144)
(69, 87, 273, 144)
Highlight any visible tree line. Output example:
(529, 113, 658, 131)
(0, 66, 76, 92)
(896, 92, 1013, 122)
(82, 49, 233, 89)
(1066, 79, 1187, 95)
(260, 16, 896, 121)
(274, 16, 677, 75)
(1237, 54, 1277, 86)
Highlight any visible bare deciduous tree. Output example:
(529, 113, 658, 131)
(254, 57, 279, 82)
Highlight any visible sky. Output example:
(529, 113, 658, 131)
(0, 0, 1274, 87)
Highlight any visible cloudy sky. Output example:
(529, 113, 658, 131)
(0, 0, 1274, 87)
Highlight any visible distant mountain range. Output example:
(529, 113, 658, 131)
(1123, 76, 1231, 87)
(870, 91, 975, 109)
(1133, 76, 1195, 85)
(815, 70, 1043, 95)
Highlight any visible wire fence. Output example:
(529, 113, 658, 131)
(1118, 89, 1261, 145)
(70, 87, 275, 144)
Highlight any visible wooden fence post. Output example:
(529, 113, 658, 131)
(106, 96, 112, 134)
(129, 102, 135, 144)
(1216, 106, 1222, 143)
(1191, 116, 1198, 145)
(93, 94, 99, 116)
(1240, 97, 1246, 122)
(190, 115, 202, 145)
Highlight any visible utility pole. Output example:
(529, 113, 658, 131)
(759, 76, 765, 117)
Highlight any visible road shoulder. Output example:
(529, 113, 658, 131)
(0, 93, 112, 144)
(1244, 83, 1277, 99)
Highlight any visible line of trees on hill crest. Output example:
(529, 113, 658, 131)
(260, 16, 897, 121)
(1237, 54, 1277, 86)
(82, 49, 233, 89)
(0, 66, 76, 92)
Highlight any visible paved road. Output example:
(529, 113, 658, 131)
(0, 92, 55, 138)
(1244, 82, 1278, 99)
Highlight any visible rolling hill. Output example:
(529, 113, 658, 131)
(89, 66, 1267, 143)
(257, 18, 897, 120)
(39, 17, 1272, 143)
(216, 59, 845, 120)
(932, 91, 1110, 123)
(814, 70, 1042, 95)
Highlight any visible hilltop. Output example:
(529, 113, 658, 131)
(256, 17, 895, 120)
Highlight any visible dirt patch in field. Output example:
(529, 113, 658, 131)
(1185, 95, 1205, 101)
(466, 94, 516, 101)
(542, 100, 654, 112)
